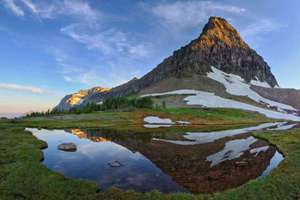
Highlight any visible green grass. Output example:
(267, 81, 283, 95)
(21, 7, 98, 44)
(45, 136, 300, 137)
(0, 108, 272, 131)
(160, 108, 268, 122)
(0, 127, 99, 200)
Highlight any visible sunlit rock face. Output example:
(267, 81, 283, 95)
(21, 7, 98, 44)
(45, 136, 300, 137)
(187, 17, 278, 87)
(67, 90, 88, 106)
(54, 87, 111, 111)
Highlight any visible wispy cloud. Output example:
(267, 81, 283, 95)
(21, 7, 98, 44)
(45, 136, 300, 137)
(241, 19, 284, 38)
(1, 0, 100, 20)
(2, 0, 24, 16)
(60, 23, 150, 57)
(0, 83, 48, 94)
(20, 0, 37, 13)
(150, 0, 245, 31)
(61, 0, 100, 21)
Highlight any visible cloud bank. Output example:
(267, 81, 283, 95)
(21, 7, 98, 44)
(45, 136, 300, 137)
(0, 83, 47, 94)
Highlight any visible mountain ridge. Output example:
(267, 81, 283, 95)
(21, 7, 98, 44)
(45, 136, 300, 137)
(55, 16, 281, 111)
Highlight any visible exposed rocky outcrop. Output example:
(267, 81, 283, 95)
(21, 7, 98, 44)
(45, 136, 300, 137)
(55, 17, 279, 111)
(187, 17, 278, 86)
(55, 87, 111, 111)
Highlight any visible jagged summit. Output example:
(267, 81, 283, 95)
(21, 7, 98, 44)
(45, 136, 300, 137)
(193, 16, 249, 49)
(177, 16, 279, 87)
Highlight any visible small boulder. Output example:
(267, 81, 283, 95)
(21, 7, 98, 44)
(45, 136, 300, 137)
(58, 143, 77, 152)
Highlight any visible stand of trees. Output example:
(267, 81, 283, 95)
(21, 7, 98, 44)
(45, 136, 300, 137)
(26, 96, 153, 117)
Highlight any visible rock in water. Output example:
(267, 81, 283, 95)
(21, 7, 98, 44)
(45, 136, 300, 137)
(58, 143, 77, 152)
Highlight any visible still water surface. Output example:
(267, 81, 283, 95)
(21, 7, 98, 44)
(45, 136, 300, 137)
(27, 123, 287, 193)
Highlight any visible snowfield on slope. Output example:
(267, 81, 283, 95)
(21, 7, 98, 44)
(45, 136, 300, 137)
(142, 89, 300, 121)
(207, 67, 297, 112)
(250, 79, 271, 88)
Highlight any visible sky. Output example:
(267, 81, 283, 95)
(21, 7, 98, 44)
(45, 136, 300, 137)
(0, 0, 300, 117)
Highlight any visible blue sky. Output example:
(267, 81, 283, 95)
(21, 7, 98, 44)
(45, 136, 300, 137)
(0, 0, 299, 117)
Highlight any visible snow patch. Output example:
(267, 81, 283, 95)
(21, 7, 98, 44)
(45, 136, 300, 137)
(185, 91, 300, 121)
(144, 116, 174, 124)
(250, 80, 271, 88)
(207, 67, 297, 112)
(143, 89, 300, 121)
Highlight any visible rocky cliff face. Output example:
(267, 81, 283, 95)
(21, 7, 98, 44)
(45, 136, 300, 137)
(55, 16, 279, 111)
(54, 87, 110, 111)
(186, 17, 278, 86)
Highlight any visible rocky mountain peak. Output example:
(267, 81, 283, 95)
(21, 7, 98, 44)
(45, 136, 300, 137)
(177, 16, 279, 87)
(192, 16, 249, 50)
(55, 16, 280, 111)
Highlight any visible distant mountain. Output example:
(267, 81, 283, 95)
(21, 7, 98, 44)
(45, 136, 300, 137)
(55, 87, 110, 111)
(54, 17, 299, 120)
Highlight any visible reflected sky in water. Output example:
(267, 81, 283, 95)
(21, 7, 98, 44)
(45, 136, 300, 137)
(28, 128, 185, 193)
(27, 124, 285, 193)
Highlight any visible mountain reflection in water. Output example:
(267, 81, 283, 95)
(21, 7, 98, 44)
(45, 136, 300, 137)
(27, 125, 284, 193)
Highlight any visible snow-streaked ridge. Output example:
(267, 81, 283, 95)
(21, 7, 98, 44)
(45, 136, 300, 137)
(207, 67, 297, 112)
(142, 89, 300, 121)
